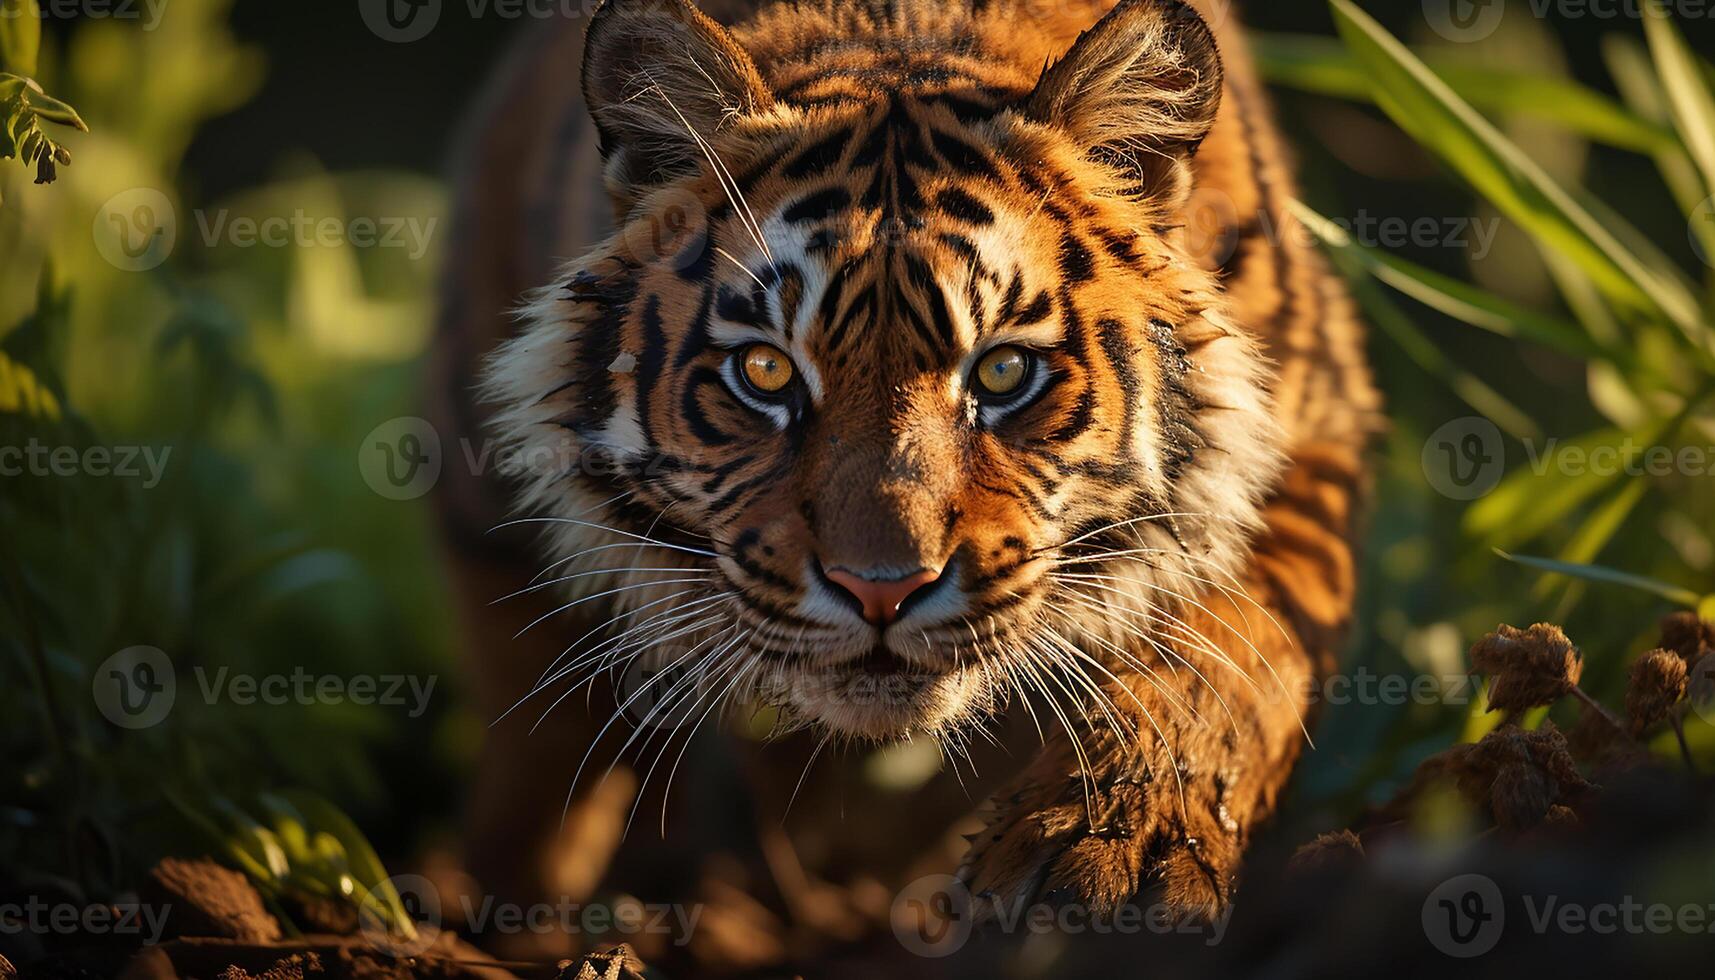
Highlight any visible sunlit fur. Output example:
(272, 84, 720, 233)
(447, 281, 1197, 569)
(483, 0, 1285, 749)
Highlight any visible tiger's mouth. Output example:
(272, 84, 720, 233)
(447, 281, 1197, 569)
(853, 646, 919, 675)
(770, 641, 1000, 739)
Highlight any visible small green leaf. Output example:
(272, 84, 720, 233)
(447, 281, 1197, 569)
(280, 790, 416, 941)
(0, 0, 41, 78)
(24, 88, 87, 133)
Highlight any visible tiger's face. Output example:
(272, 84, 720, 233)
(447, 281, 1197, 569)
(487, 0, 1283, 740)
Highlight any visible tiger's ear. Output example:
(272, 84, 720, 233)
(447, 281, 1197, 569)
(1024, 0, 1222, 205)
(583, 0, 774, 193)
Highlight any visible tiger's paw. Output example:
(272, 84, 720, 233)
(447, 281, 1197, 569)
(954, 764, 1240, 925)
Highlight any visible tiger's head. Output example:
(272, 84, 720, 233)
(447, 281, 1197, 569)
(485, 0, 1284, 741)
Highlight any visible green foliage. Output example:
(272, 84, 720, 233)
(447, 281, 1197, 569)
(0, 0, 40, 76)
(1, 0, 459, 904)
(1274, 3, 1715, 809)
(1, 1, 89, 204)
(168, 790, 418, 940)
(1291, 1, 1715, 587)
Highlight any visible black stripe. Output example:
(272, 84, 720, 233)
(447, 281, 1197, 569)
(683, 367, 736, 446)
(825, 286, 873, 352)
(1059, 232, 1095, 284)
(635, 294, 668, 444)
(784, 187, 853, 224)
(905, 254, 956, 349)
(784, 127, 854, 178)
(1047, 383, 1096, 442)
(716, 284, 771, 330)
(936, 187, 994, 225)
(568, 278, 637, 434)
(1013, 290, 1052, 326)
(931, 130, 999, 179)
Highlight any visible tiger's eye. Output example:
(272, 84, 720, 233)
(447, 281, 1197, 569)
(741, 344, 795, 394)
(974, 346, 1029, 397)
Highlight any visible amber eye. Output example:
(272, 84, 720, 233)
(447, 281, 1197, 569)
(973, 346, 1030, 398)
(740, 344, 795, 396)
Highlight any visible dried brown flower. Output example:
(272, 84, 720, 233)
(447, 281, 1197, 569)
(1625, 649, 1688, 737)
(1288, 830, 1365, 876)
(560, 944, 649, 980)
(1470, 623, 1583, 714)
(1397, 723, 1592, 832)
(1657, 611, 1714, 665)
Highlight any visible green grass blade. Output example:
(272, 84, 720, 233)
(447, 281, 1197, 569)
(1530, 476, 1649, 599)
(279, 790, 416, 941)
(0, 0, 40, 78)
(1329, 0, 1707, 346)
(1321, 240, 1539, 438)
(1290, 199, 1621, 364)
(1644, 1, 1715, 206)
(1497, 548, 1702, 606)
(1255, 33, 1675, 155)
(1604, 34, 1715, 261)
(1465, 427, 1629, 545)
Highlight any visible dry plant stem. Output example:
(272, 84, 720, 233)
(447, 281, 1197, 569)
(1568, 685, 1625, 734)
(1669, 711, 1697, 774)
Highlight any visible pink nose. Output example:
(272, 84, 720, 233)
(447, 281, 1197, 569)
(823, 566, 941, 626)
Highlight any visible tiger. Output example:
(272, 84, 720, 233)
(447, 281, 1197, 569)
(430, 0, 1379, 968)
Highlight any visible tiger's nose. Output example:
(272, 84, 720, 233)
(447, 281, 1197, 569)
(822, 565, 942, 626)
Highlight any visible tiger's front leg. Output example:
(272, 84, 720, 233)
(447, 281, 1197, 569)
(958, 444, 1364, 919)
